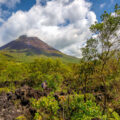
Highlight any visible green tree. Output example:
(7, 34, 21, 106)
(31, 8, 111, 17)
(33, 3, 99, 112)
(89, 5, 120, 114)
(80, 38, 98, 102)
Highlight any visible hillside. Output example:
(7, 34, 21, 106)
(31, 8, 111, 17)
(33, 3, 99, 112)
(0, 35, 79, 63)
(0, 35, 62, 56)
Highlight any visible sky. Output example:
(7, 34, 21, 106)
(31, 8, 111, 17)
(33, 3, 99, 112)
(0, 0, 120, 57)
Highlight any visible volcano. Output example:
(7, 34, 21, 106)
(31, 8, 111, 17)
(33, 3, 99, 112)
(0, 35, 62, 57)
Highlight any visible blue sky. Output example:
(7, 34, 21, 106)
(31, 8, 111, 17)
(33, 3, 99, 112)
(87, 0, 120, 21)
(1, 0, 120, 22)
(0, 0, 119, 57)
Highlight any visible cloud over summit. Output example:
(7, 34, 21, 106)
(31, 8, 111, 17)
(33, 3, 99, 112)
(0, 0, 97, 57)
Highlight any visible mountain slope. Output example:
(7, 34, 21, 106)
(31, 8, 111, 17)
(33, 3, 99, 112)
(0, 35, 79, 63)
(0, 35, 62, 57)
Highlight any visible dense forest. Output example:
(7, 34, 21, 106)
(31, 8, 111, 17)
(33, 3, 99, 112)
(0, 4, 120, 120)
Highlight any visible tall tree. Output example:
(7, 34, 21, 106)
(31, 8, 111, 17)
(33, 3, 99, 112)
(81, 38, 98, 101)
(89, 4, 120, 114)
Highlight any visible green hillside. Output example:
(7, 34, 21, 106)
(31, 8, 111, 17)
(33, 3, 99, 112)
(0, 50, 79, 63)
(0, 35, 79, 63)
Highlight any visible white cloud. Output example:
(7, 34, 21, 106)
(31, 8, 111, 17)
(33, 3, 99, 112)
(0, 0, 97, 57)
(100, 3, 106, 8)
(61, 42, 83, 57)
(0, 0, 20, 8)
(36, 0, 40, 5)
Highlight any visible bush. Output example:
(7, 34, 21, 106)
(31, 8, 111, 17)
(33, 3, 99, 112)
(60, 94, 103, 120)
(31, 94, 104, 120)
(0, 87, 10, 94)
(0, 62, 28, 83)
(31, 96, 59, 120)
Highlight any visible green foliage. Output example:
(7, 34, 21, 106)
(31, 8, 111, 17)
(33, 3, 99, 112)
(31, 93, 120, 120)
(0, 62, 28, 83)
(0, 50, 120, 120)
(45, 73, 63, 91)
(60, 94, 103, 120)
(0, 87, 10, 93)
(85, 4, 120, 115)
(27, 58, 71, 91)
(81, 38, 98, 61)
(111, 111, 120, 120)
(33, 113, 42, 120)
(16, 115, 26, 120)
(31, 94, 107, 120)
(31, 96, 59, 120)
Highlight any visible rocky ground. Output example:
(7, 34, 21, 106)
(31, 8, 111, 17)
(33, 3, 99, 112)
(0, 85, 49, 120)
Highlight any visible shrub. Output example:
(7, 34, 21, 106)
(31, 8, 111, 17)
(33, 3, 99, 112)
(60, 94, 103, 120)
(31, 96, 59, 120)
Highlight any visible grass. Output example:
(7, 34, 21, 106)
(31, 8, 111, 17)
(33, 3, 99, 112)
(0, 50, 80, 63)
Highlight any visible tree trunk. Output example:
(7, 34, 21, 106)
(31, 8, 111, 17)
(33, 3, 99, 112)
(103, 86, 107, 115)
(84, 76, 87, 102)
